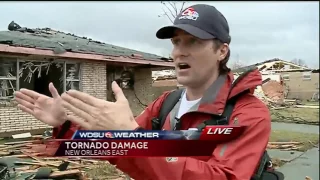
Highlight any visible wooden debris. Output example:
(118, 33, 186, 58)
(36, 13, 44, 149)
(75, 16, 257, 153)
(294, 105, 319, 109)
(0, 134, 107, 179)
(50, 169, 82, 178)
(12, 132, 32, 139)
(0, 143, 32, 151)
(4, 140, 41, 145)
(14, 161, 45, 166)
(0, 151, 11, 156)
(1, 152, 43, 158)
(15, 166, 31, 171)
(18, 169, 82, 177)
(267, 142, 303, 151)
(269, 142, 301, 145)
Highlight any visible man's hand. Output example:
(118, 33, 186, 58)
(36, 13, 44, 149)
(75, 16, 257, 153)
(14, 83, 67, 127)
(61, 81, 138, 130)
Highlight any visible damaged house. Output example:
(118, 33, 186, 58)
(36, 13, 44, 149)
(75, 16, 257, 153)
(233, 58, 319, 101)
(0, 22, 174, 137)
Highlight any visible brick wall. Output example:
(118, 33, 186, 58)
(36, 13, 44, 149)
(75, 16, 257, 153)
(123, 68, 154, 116)
(81, 62, 107, 100)
(0, 104, 50, 135)
(82, 64, 155, 117)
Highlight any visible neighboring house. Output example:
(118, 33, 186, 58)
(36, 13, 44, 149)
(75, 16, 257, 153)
(152, 70, 177, 87)
(0, 23, 174, 137)
(282, 69, 319, 100)
(233, 58, 319, 101)
(151, 70, 179, 98)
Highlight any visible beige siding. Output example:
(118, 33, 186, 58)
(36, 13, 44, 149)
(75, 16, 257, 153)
(280, 72, 319, 100)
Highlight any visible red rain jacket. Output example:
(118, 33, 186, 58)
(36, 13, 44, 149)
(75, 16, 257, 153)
(51, 69, 271, 180)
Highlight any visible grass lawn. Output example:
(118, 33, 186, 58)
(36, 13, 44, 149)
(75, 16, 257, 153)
(269, 130, 319, 152)
(271, 107, 319, 125)
(269, 130, 319, 168)
(302, 101, 319, 106)
(85, 130, 320, 177)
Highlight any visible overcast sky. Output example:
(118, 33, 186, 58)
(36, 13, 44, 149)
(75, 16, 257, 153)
(0, 1, 319, 67)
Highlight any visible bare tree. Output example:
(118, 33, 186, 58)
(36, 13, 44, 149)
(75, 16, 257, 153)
(291, 58, 308, 67)
(229, 59, 246, 70)
(159, 1, 187, 23)
(229, 54, 246, 70)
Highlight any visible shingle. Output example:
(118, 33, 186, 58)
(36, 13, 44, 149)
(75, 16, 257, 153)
(0, 28, 167, 61)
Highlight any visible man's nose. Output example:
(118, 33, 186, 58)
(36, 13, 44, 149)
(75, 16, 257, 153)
(171, 46, 188, 60)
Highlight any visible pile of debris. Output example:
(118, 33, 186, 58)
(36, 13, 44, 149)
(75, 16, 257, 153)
(152, 70, 176, 81)
(253, 78, 287, 108)
(267, 142, 303, 151)
(261, 80, 285, 104)
(0, 133, 127, 180)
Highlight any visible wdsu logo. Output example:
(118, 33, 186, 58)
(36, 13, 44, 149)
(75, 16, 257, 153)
(78, 131, 114, 139)
(179, 7, 199, 21)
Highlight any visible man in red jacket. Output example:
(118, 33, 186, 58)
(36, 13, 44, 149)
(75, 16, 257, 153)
(14, 4, 271, 180)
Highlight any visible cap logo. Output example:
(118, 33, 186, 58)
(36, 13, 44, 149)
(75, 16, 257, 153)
(179, 7, 199, 21)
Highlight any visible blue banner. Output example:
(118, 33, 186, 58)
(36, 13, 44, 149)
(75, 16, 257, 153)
(72, 130, 201, 140)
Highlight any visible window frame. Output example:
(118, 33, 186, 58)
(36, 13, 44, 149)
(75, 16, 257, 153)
(282, 74, 290, 81)
(302, 72, 311, 81)
(0, 58, 82, 100)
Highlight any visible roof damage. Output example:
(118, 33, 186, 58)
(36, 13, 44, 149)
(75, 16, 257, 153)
(233, 58, 313, 73)
(0, 21, 171, 62)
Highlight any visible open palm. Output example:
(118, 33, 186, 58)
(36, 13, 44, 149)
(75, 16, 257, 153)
(14, 83, 66, 127)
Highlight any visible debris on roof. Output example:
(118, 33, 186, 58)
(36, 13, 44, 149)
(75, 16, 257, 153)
(0, 21, 169, 61)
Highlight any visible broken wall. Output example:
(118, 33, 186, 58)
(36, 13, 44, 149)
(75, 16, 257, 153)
(0, 56, 107, 137)
(0, 56, 156, 136)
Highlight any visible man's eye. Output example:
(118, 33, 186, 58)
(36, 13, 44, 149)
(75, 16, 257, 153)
(188, 38, 198, 44)
(171, 39, 180, 45)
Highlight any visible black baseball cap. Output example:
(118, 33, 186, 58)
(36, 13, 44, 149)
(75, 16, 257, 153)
(156, 4, 231, 44)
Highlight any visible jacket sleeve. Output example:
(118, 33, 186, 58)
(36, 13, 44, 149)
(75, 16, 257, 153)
(105, 92, 171, 177)
(52, 91, 171, 139)
(113, 95, 271, 180)
(50, 92, 170, 178)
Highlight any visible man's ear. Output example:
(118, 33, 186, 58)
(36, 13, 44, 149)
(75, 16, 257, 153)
(219, 43, 229, 61)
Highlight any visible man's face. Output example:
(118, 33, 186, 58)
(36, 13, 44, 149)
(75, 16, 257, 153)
(171, 29, 226, 88)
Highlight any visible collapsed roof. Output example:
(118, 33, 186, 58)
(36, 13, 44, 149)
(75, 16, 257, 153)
(233, 58, 312, 73)
(0, 21, 171, 62)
